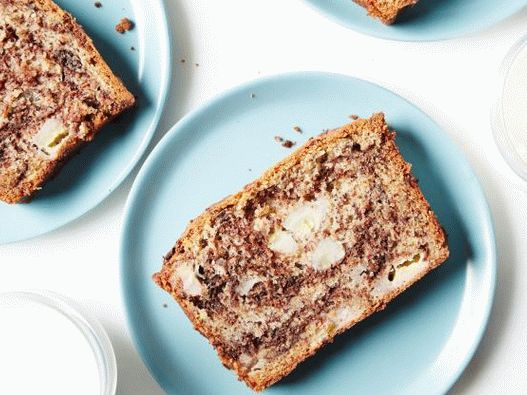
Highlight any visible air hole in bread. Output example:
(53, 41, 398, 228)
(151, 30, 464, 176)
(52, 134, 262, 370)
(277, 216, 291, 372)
(388, 265, 396, 281)
(398, 253, 421, 268)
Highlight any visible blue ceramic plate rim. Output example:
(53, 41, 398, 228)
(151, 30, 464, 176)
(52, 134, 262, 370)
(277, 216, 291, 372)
(107, 0, 172, 201)
(0, 0, 172, 244)
(96, 0, 172, 214)
(303, 0, 525, 42)
(121, 71, 496, 395)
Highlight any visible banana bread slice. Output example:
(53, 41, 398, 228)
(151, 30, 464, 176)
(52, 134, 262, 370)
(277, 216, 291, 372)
(354, 0, 419, 24)
(154, 113, 449, 391)
(0, 0, 135, 203)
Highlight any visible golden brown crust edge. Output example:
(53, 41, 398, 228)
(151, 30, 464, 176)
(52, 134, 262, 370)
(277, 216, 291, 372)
(353, 0, 419, 24)
(0, 0, 135, 203)
(153, 113, 449, 391)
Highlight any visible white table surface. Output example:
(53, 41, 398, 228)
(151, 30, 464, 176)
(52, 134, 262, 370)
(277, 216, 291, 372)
(1, 1, 527, 394)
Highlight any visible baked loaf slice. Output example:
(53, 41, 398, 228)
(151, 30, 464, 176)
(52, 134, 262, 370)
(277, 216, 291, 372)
(154, 113, 449, 391)
(354, 0, 419, 24)
(0, 0, 135, 203)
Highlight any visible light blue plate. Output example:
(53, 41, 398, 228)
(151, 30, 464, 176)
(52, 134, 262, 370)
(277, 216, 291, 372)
(121, 72, 496, 395)
(304, 0, 526, 41)
(0, 0, 171, 244)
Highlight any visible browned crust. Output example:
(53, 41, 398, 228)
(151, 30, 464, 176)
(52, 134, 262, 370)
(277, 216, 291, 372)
(153, 113, 449, 391)
(0, 0, 135, 203)
(353, 0, 418, 24)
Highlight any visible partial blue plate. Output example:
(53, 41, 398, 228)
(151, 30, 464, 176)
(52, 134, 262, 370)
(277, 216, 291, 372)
(121, 72, 496, 395)
(304, 0, 526, 41)
(0, 0, 171, 244)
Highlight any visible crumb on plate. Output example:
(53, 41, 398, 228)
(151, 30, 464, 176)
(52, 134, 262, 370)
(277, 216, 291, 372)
(116, 18, 134, 34)
(282, 140, 295, 148)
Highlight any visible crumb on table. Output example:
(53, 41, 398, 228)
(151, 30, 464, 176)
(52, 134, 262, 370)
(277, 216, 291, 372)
(349, 114, 359, 120)
(94, 1, 102, 8)
(115, 18, 134, 34)
(293, 126, 302, 133)
(274, 136, 284, 143)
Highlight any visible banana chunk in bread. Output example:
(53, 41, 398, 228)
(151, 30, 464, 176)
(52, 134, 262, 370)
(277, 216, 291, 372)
(154, 113, 449, 391)
(354, 0, 419, 24)
(0, 0, 135, 203)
